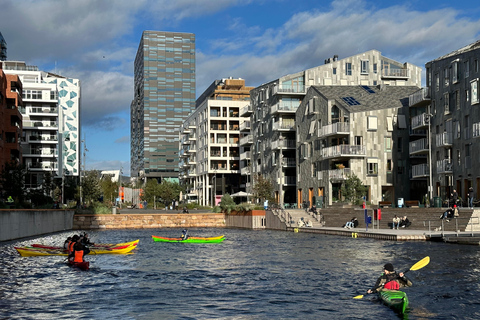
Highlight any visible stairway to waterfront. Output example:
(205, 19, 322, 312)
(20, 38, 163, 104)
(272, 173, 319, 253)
(280, 206, 479, 232)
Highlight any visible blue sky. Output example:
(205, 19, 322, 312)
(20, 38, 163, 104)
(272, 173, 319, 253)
(1, 0, 480, 176)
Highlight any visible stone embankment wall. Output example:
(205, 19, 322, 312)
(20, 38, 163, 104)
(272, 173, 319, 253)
(0, 209, 74, 242)
(73, 213, 226, 230)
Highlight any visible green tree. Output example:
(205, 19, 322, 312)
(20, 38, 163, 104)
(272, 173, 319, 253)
(101, 177, 119, 206)
(251, 174, 275, 204)
(42, 171, 53, 197)
(142, 179, 183, 209)
(340, 173, 368, 205)
(82, 170, 102, 206)
(143, 179, 162, 204)
(0, 161, 26, 203)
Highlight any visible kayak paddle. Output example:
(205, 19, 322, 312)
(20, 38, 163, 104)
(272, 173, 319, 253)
(353, 256, 430, 299)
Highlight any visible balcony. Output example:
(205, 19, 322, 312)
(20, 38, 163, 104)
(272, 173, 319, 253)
(381, 68, 409, 79)
(409, 88, 430, 107)
(318, 122, 350, 138)
(240, 151, 251, 160)
(272, 121, 295, 131)
(435, 132, 453, 147)
(318, 168, 352, 182)
(240, 105, 253, 117)
(23, 121, 58, 129)
(271, 103, 298, 114)
(411, 163, 429, 178)
(436, 159, 452, 174)
(188, 145, 196, 153)
(411, 113, 429, 131)
(409, 138, 429, 155)
(240, 121, 251, 132)
(281, 158, 296, 167)
(27, 135, 58, 143)
(28, 107, 58, 115)
(277, 85, 305, 94)
(28, 162, 58, 171)
(271, 139, 296, 150)
(320, 145, 366, 159)
(240, 135, 253, 145)
(280, 176, 296, 186)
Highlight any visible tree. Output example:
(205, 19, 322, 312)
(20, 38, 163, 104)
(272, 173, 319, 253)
(82, 170, 102, 206)
(251, 174, 275, 204)
(42, 171, 53, 197)
(101, 177, 119, 206)
(340, 173, 368, 205)
(0, 161, 26, 203)
(142, 179, 183, 209)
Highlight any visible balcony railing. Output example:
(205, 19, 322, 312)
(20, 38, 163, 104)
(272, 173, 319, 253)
(271, 103, 298, 114)
(411, 163, 429, 178)
(411, 114, 428, 130)
(23, 121, 58, 128)
(320, 145, 366, 159)
(28, 135, 58, 142)
(28, 107, 58, 114)
(318, 122, 350, 138)
(240, 135, 253, 145)
(382, 68, 410, 78)
(281, 158, 296, 167)
(409, 88, 430, 107)
(272, 139, 296, 149)
(317, 168, 352, 182)
(281, 176, 296, 185)
(435, 132, 453, 147)
(272, 121, 295, 131)
(240, 121, 251, 131)
(240, 105, 253, 116)
(436, 159, 452, 174)
(409, 138, 429, 154)
(277, 85, 305, 94)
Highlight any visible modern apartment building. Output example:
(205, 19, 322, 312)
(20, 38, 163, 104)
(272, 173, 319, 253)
(131, 31, 196, 182)
(179, 78, 253, 206)
(2, 61, 81, 192)
(296, 85, 419, 207)
(0, 64, 23, 171)
(413, 39, 480, 203)
(246, 50, 422, 207)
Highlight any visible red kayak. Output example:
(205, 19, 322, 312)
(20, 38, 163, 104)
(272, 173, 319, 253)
(67, 258, 90, 271)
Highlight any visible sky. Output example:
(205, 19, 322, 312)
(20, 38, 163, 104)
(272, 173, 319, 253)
(1, 0, 480, 176)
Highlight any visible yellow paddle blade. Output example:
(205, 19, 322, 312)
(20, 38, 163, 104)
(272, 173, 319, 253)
(353, 295, 364, 299)
(410, 256, 430, 271)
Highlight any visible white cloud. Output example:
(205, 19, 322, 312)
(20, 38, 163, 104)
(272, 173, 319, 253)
(115, 136, 130, 144)
(87, 159, 130, 176)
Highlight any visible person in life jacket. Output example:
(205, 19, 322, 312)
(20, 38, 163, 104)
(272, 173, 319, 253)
(367, 263, 412, 294)
(181, 229, 188, 240)
(69, 237, 90, 263)
(68, 235, 79, 254)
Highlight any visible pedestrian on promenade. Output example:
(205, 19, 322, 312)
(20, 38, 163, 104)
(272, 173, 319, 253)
(468, 187, 474, 209)
(392, 215, 400, 229)
(451, 189, 458, 207)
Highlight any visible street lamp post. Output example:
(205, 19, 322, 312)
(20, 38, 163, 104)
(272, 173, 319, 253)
(427, 112, 433, 206)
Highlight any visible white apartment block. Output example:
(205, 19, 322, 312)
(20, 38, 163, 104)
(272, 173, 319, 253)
(246, 50, 422, 207)
(179, 78, 253, 206)
(2, 61, 80, 190)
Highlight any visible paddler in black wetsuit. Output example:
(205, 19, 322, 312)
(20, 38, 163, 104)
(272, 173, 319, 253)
(367, 263, 412, 294)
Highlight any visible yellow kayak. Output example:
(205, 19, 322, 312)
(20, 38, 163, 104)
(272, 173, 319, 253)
(31, 239, 139, 250)
(15, 243, 138, 257)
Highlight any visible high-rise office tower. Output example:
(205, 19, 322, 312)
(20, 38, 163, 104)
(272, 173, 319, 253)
(131, 31, 195, 182)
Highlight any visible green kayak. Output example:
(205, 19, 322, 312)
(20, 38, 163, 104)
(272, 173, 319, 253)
(152, 235, 225, 243)
(378, 290, 409, 314)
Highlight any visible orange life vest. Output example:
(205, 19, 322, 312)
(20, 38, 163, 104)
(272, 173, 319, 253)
(68, 241, 75, 254)
(74, 250, 84, 263)
(384, 280, 400, 290)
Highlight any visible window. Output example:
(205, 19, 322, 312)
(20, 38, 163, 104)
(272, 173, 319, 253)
(385, 137, 392, 152)
(346, 63, 352, 76)
(397, 160, 405, 175)
(456, 121, 461, 139)
(466, 89, 470, 102)
(475, 59, 479, 73)
(465, 60, 470, 78)
(452, 61, 459, 83)
(367, 116, 377, 130)
(473, 122, 480, 138)
(355, 136, 363, 145)
(435, 74, 439, 91)
(397, 137, 403, 153)
(361, 60, 369, 74)
(471, 79, 479, 104)
(454, 90, 460, 110)
(333, 67, 337, 75)
(444, 67, 450, 86)
(444, 92, 450, 113)
(367, 161, 378, 175)
(457, 149, 461, 166)
(373, 63, 377, 74)
(387, 159, 392, 172)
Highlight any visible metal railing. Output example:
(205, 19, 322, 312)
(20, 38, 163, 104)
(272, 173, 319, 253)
(423, 216, 480, 237)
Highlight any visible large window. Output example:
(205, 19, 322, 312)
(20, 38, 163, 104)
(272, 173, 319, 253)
(361, 60, 369, 74)
(367, 161, 378, 175)
(345, 63, 352, 76)
(471, 79, 479, 105)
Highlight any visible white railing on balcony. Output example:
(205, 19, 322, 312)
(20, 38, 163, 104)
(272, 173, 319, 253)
(411, 163, 429, 178)
(409, 138, 429, 154)
(329, 168, 351, 181)
(382, 68, 410, 78)
(409, 88, 429, 106)
(28, 135, 58, 142)
(271, 103, 298, 113)
(240, 105, 252, 115)
(240, 135, 253, 145)
(240, 167, 250, 175)
(281, 158, 296, 167)
(272, 139, 296, 149)
(435, 132, 453, 147)
(320, 145, 366, 158)
(240, 151, 251, 160)
(411, 113, 428, 130)
(240, 121, 251, 131)
(28, 107, 58, 114)
(318, 122, 350, 138)
(436, 159, 452, 173)
(277, 85, 305, 94)
(23, 121, 58, 128)
(272, 121, 295, 131)
(281, 176, 296, 185)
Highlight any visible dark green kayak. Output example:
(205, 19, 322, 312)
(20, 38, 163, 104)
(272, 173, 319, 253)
(378, 290, 409, 314)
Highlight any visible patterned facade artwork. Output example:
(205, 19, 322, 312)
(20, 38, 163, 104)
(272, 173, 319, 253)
(45, 76, 81, 176)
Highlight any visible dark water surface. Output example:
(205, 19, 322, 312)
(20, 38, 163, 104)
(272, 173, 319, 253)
(1, 228, 480, 319)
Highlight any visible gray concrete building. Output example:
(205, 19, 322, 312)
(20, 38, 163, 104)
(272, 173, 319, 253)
(246, 50, 422, 208)
(415, 39, 480, 204)
(296, 85, 419, 208)
(131, 31, 195, 182)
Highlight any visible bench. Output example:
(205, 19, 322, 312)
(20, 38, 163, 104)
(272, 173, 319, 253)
(379, 201, 392, 208)
(405, 200, 419, 208)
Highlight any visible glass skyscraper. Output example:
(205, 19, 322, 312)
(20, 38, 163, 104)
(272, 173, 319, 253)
(131, 31, 195, 181)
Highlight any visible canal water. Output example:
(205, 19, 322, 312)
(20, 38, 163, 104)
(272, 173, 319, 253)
(1, 228, 479, 319)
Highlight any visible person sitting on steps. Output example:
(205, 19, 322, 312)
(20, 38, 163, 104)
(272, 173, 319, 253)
(344, 217, 358, 229)
(440, 206, 455, 222)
